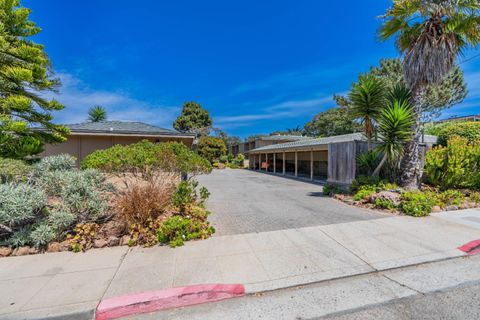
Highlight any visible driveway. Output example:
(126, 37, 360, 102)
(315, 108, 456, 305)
(197, 169, 385, 235)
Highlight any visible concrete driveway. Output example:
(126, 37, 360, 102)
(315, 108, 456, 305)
(197, 169, 384, 235)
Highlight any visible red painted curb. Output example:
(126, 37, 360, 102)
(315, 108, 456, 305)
(458, 239, 480, 256)
(95, 284, 245, 320)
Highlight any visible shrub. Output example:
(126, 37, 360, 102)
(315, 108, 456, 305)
(353, 186, 376, 201)
(81, 140, 211, 179)
(30, 224, 56, 248)
(157, 215, 214, 247)
(470, 191, 480, 203)
(400, 191, 436, 217)
(35, 154, 75, 174)
(0, 158, 32, 183)
(425, 121, 480, 146)
(128, 218, 163, 247)
(323, 184, 342, 196)
(350, 175, 383, 193)
(48, 210, 76, 232)
(0, 183, 47, 227)
(197, 136, 227, 163)
(219, 155, 229, 163)
(425, 137, 480, 190)
(66, 223, 100, 252)
(374, 198, 397, 210)
(435, 190, 465, 207)
(117, 181, 173, 226)
(172, 180, 210, 214)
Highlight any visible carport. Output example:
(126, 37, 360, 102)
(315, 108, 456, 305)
(249, 133, 437, 186)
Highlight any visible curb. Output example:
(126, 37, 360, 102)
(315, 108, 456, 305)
(95, 284, 245, 320)
(458, 239, 480, 255)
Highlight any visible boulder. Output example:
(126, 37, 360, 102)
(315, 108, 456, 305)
(13, 246, 30, 256)
(28, 247, 39, 255)
(446, 205, 459, 211)
(371, 191, 401, 206)
(107, 236, 120, 247)
(0, 247, 12, 257)
(47, 242, 61, 253)
(120, 235, 131, 246)
(59, 241, 71, 252)
(93, 239, 108, 248)
(431, 206, 442, 213)
(103, 220, 125, 238)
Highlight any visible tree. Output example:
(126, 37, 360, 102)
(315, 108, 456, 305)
(271, 125, 304, 136)
(0, 0, 69, 159)
(349, 75, 387, 150)
(173, 101, 212, 137)
(87, 105, 107, 122)
(197, 136, 226, 163)
(304, 107, 361, 137)
(379, 0, 480, 189)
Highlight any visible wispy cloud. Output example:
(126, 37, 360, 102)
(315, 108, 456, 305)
(47, 73, 179, 128)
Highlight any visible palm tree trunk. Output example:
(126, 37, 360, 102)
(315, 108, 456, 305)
(372, 153, 387, 177)
(399, 85, 425, 189)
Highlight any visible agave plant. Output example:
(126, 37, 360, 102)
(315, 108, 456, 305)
(349, 75, 387, 151)
(87, 105, 107, 122)
(372, 100, 415, 177)
(379, 0, 480, 188)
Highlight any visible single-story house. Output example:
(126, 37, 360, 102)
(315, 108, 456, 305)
(39, 121, 195, 166)
(229, 135, 312, 166)
(248, 133, 437, 186)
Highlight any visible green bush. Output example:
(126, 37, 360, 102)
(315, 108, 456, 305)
(350, 176, 383, 193)
(81, 140, 211, 178)
(172, 180, 209, 214)
(323, 184, 342, 196)
(30, 223, 56, 248)
(470, 191, 480, 203)
(0, 158, 32, 183)
(425, 137, 480, 190)
(436, 190, 465, 207)
(197, 136, 227, 163)
(400, 191, 436, 217)
(354, 186, 376, 201)
(34, 154, 75, 174)
(425, 121, 480, 146)
(374, 198, 397, 210)
(156, 215, 215, 247)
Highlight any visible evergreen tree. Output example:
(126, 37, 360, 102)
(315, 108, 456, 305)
(0, 0, 68, 159)
(173, 101, 212, 137)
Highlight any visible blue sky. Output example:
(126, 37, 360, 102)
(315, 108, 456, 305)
(25, 0, 480, 138)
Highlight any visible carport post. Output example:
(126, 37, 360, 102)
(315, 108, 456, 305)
(265, 153, 267, 171)
(282, 152, 285, 175)
(310, 150, 314, 181)
(294, 151, 298, 177)
(273, 153, 276, 174)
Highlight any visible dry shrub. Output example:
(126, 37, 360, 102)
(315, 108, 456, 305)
(116, 176, 176, 226)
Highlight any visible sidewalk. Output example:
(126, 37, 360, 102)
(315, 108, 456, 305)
(1, 209, 479, 320)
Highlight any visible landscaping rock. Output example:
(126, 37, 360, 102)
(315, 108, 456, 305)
(103, 220, 125, 238)
(107, 236, 120, 247)
(371, 191, 401, 206)
(446, 205, 459, 211)
(0, 247, 12, 257)
(47, 242, 61, 253)
(59, 241, 71, 251)
(94, 239, 108, 248)
(29, 247, 39, 255)
(217, 163, 225, 169)
(431, 206, 442, 213)
(120, 235, 131, 246)
(13, 246, 30, 256)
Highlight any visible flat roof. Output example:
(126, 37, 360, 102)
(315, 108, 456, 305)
(250, 133, 437, 153)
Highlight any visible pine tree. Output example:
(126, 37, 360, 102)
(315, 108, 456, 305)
(173, 101, 212, 137)
(0, 0, 68, 159)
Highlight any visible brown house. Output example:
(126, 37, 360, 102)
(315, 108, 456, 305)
(39, 121, 195, 166)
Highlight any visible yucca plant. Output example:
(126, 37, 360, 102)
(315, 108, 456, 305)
(357, 150, 381, 176)
(379, 0, 480, 188)
(372, 100, 415, 177)
(87, 105, 107, 122)
(349, 75, 387, 151)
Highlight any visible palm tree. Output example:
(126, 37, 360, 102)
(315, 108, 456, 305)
(372, 100, 415, 177)
(87, 106, 107, 122)
(379, 0, 480, 188)
(349, 74, 387, 150)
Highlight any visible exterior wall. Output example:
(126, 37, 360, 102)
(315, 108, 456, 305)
(327, 141, 357, 186)
(42, 135, 193, 166)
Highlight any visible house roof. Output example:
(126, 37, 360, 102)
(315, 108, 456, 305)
(61, 121, 195, 138)
(258, 135, 313, 141)
(250, 133, 437, 153)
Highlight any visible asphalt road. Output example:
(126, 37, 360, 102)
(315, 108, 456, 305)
(197, 169, 384, 235)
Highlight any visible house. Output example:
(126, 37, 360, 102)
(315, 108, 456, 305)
(434, 114, 480, 123)
(248, 133, 437, 186)
(39, 121, 195, 166)
(228, 135, 312, 167)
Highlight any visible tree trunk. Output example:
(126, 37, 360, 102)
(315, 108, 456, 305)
(399, 85, 425, 189)
(372, 153, 387, 177)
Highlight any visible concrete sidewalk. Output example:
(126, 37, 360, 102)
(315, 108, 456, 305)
(1, 209, 479, 320)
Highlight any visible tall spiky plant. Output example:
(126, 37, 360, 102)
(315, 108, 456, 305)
(379, 0, 480, 188)
(372, 100, 415, 177)
(349, 75, 387, 151)
(87, 105, 107, 122)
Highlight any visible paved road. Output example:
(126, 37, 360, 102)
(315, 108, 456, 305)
(197, 169, 384, 235)
(130, 255, 480, 320)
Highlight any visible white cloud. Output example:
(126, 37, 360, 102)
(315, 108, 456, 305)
(47, 73, 180, 128)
